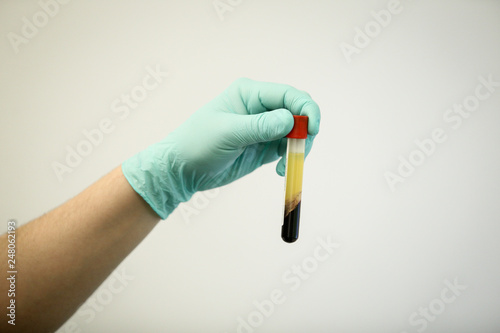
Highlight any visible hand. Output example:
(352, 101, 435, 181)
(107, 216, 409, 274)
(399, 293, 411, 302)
(122, 78, 321, 219)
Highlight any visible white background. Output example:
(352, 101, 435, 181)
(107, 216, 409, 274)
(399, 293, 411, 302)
(1, 1, 500, 332)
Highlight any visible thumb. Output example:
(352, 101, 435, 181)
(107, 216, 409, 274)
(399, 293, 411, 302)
(230, 108, 294, 147)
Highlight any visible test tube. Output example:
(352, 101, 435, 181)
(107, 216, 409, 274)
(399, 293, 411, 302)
(282, 115, 308, 243)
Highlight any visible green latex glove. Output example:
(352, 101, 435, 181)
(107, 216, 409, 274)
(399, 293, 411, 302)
(122, 78, 321, 219)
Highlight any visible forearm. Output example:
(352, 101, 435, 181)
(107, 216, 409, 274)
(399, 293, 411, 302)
(0, 166, 160, 332)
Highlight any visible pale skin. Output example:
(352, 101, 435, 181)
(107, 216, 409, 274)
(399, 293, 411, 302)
(0, 166, 160, 332)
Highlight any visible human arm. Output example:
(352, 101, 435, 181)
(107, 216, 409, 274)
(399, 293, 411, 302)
(0, 166, 160, 332)
(0, 78, 320, 332)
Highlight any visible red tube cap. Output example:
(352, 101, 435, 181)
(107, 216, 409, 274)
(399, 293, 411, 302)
(286, 115, 308, 139)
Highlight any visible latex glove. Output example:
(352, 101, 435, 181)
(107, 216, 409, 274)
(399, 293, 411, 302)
(122, 78, 321, 219)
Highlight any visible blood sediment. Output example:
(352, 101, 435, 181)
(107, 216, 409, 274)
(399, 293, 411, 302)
(282, 151, 304, 243)
(282, 201, 301, 243)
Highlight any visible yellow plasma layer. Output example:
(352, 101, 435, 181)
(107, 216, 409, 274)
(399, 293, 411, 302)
(284, 152, 304, 217)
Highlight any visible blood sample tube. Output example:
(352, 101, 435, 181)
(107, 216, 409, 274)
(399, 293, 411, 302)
(282, 115, 308, 243)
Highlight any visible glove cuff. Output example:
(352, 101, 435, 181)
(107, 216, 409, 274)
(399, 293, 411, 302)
(122, 142, 194, 219)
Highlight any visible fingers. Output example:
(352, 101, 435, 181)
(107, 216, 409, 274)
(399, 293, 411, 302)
(229, 78, 321, 136)
(223, 78, 321, 177)
(276, 156, 286, 176)
(226, 108, 294, 147)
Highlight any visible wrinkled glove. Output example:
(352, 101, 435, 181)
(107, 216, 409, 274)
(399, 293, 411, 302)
(122, 78, 321, 219)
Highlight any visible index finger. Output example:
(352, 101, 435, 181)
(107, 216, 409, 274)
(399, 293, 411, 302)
(230, 78, 321, 135)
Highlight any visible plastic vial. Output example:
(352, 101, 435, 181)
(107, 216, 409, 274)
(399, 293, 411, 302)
(282, 115, 308, 243)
